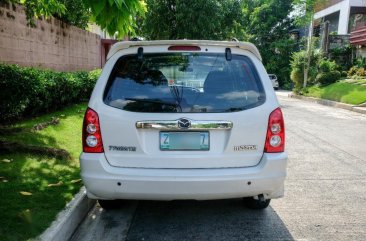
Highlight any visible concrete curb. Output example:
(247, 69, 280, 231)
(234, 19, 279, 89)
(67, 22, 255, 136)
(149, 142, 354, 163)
(37, 187, 96, 241)
(289, 94, 366, 115)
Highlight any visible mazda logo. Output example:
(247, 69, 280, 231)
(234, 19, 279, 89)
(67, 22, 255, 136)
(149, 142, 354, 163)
(178, 118, 191, 129)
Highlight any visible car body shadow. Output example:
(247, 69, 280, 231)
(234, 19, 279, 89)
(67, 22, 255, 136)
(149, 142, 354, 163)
(126, 198, 294, 241)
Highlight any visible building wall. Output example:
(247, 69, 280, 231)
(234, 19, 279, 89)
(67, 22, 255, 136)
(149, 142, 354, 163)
(0, 3, 101, 71)
(314, 0, 366, 34)
(324, 11, 340, 33)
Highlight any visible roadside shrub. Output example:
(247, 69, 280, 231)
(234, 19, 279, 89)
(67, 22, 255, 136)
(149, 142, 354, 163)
(0, 64, 101, 123)
(290, 51, 306, 91)
(290, 68, 303, 89)
(315, 71, 341, 86)
(353, 57, 366, 68)
(356, 67, 366, 77)
(290, 50, 321, 92)
(341, 71, 348, 78)
(314, 59, 341, 86)
(348, 66, 358, 77)
(328, 45, 352, 71)
(281, 79, 294, 90)
(318, 59, 338, 73)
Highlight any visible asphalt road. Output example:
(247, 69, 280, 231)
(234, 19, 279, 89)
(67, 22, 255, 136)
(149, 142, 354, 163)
(71, 93, 366, 241)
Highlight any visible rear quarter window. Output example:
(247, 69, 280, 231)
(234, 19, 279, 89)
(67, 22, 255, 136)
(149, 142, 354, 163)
(103, 53, 265, 113)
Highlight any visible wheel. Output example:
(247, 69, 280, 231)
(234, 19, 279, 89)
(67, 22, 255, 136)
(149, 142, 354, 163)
(98, 199, 122, 210)
(243, 197, 271, 209)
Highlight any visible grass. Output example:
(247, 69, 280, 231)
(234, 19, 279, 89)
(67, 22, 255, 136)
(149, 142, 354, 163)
(304, 80, 366, 105)
(0, 103, 87, 241)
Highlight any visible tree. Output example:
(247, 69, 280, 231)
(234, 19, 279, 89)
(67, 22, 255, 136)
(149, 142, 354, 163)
(84, 0, 146, 38)
(2, 0, 145, 37)
(14, 0, 66, 26)
(239, 0, 297, 88)
(292, 0, 326, 87)
(137, 0, 297, 88)
(137, 0, 242, 40)
(3, 0, 89, 29)
(56, 0, 90, 29)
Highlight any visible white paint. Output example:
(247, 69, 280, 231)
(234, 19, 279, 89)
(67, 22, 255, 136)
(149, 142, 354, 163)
(80, 152, 287, 200)
(107, 40, 263, 61)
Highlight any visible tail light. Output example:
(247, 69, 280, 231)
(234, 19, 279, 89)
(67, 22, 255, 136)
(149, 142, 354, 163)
(264, 108, 285, 153)
(83, 108, 104, 153)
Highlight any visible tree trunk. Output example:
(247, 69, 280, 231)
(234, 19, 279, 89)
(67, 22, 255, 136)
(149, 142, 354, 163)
(304, 14, 314, 88)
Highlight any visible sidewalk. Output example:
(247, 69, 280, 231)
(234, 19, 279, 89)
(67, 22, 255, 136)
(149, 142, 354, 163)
(275, 90, 366, 115)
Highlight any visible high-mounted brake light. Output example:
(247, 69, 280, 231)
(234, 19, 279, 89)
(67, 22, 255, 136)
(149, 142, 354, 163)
(168, 45, 201, 51)
(83, 108, 104, 153)
(264, 108, 285, 153)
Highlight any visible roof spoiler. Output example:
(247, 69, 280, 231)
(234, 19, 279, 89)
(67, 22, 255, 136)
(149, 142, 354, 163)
(106, 40, 262, 61)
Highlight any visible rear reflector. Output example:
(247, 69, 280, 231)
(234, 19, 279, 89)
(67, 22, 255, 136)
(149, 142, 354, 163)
(168, 45, 201, 51)
(83, 108, 104, 153)
(264, 108, 285, 153)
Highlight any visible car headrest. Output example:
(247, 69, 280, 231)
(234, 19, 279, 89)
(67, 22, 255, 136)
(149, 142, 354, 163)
(204, 71, 234, 95)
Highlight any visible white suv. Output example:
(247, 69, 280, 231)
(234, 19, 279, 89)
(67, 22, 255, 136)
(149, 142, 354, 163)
(80, 40, 287, 209)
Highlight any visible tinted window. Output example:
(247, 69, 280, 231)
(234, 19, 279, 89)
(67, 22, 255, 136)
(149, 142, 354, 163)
(104, 53, 265, 113)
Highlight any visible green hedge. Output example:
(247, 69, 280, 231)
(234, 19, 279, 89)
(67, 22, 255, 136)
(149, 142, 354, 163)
(315, 71, 341, 86)
(0, 64, 101, 123)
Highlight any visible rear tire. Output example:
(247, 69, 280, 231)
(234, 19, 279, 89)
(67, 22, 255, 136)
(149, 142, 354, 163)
(98, 199, 122, 210)
(243, 197, 271, 209)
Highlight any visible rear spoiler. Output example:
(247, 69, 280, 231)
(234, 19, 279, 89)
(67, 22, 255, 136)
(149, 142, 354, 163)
(106, 40, 262, 61)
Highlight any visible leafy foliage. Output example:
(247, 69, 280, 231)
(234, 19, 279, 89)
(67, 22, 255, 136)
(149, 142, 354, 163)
(0, 64, 101, 123)
(328, 45, 352, 71)
(290, 49, 321, 91)
(315, 59, 340, 86)
(239, 0, 296, 89)
(2, 0, 89, 29)
(292, 0, 316, 26)
(356, 68, 366, 77)
(84, 0, 146, 38)
(138, 0, 242, 40)
(292, 0, 327, 27)
(9, 0, 66, 26)
(348, 66, 366, 78)
(290, 51, 306, 90)
(347, 58, 366, 78)
(315, 71, 340, 86)
(353, 57, 366, 68)
(138, 0, 296, 89)
(54, 0, 90, 29)
(318, 59, 338, 72)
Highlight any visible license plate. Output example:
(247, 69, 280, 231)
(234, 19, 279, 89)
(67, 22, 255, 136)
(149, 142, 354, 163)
(160, 132, 209, 151)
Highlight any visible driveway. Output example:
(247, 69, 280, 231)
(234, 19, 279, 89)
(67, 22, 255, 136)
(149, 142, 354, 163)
(71, 93, 366, 241)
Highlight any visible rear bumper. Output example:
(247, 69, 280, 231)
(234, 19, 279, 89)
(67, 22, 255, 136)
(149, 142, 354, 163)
(80, 152, 287, 201)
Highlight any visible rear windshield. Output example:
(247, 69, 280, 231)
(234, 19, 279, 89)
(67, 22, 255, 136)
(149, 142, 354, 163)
(104, 53, 265, 113)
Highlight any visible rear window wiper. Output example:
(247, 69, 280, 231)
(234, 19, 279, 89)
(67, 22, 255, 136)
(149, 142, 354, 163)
(169, 85, 183, 112)
(125, 98, 179, 107)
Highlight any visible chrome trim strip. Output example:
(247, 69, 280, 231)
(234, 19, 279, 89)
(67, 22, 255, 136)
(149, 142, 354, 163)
(136, 119, 233, 130)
